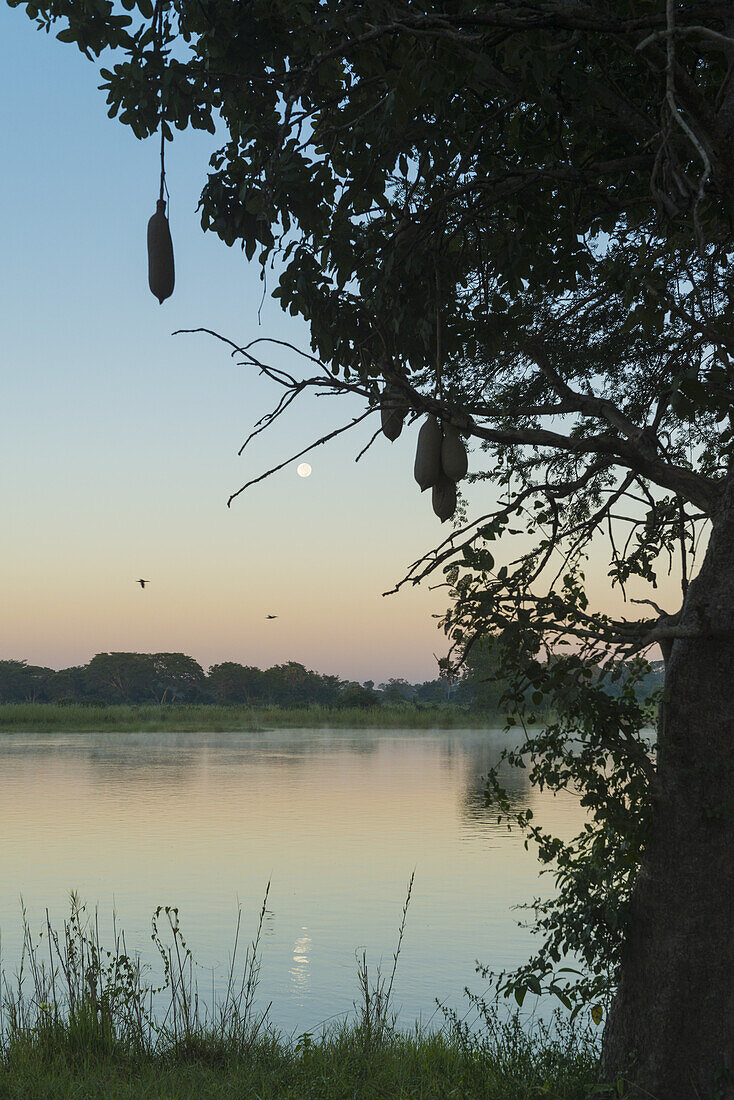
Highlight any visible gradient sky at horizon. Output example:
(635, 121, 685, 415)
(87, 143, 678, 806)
(1, 9, 681, 682)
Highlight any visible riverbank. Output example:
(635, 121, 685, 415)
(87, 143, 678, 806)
(0, 1026, 599, 1099)
(0, 702, 501, 733)
(0, 888, 600, 1100)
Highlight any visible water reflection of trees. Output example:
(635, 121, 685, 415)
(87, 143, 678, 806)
(455, 732, 534, 823)
(6, 730, 387, 788)
(4, 731, 539, 816)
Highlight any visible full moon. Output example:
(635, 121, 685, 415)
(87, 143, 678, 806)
(297, 462, 312, 478)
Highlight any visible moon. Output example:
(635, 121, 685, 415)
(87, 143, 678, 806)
(297, 462, 312, 478)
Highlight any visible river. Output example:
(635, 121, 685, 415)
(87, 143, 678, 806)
(0, 727, 584, 1035)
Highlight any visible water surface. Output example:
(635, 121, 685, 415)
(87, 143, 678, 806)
(0, 728, 584, 1033)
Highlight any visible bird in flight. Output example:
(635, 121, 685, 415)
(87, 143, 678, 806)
(265, 614, 278, 619)
(136, 579, 150, 589)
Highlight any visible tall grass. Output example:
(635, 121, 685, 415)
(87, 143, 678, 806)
(0, 702, 499, 733)
(0, 892, 602, 1099)
(1, 891, 271, 1064)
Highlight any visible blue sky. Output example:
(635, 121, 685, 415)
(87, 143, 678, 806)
(0, 7, 462, 682)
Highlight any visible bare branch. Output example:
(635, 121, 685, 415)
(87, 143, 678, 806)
(630, 598, 671, 617)
(355, 426, 384, 462)
(237, 386, 304, 456)
(523, 340, 653, 450)
(637, 25, 734, 53)
(226, 409, 375, 507)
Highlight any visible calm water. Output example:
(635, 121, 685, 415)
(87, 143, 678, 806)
(0, 728, 584, 1034)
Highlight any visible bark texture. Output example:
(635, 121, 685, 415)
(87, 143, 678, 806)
(602, 478, 734, 1098)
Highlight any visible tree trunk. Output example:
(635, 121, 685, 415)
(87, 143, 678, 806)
(601, 480, 734, 1099)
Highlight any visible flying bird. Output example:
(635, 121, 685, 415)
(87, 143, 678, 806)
(136, 579, 150, 589)
(265, 614, 278, 619)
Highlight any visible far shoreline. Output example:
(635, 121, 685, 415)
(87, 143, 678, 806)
(0, 702, 510, 734)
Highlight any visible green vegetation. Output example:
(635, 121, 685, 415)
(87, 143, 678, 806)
(0, 1025, 599, 1099)
(0, 650, 662, 721)
(0, 654, 473, 709)
(0, 648, 661, 731)
(0, 702, 497, 733)
(0, 897, 600, 1100)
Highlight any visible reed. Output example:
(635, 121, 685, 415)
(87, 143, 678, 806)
(0, 702, 499, 733)
(0, 892, 601, 1099)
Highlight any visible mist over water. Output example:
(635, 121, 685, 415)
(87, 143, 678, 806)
(0, 728, 584, 1034)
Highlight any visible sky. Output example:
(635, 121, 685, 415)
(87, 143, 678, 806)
(0, 9, 681, 682)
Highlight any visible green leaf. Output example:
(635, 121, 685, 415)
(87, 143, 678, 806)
(526, 974, 542, 996)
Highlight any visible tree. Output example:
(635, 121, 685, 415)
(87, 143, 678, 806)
(454, 642, 506, 713)
(45, 665, 93, 702)
(207, 660, 341, 704)
(151, 652, 206, 701)
(207, 661, 264, 704)
(0, 659, 52, 702)
(10, 0, 734, 1093)
(378, 678, 415, 704)
(262, 661, 341, 705)
(413, 678, 448, 706)
(85, 652, 158, 702)
(340, 681, 382, 709)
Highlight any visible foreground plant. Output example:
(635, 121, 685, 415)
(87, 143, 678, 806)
(0, 891, 271, 1062)
(0, 897, 598, 1100)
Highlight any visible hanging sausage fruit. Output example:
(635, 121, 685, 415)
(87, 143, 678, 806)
(433, 424, 469, 522)
(440, 424, 468, 482)
(147, 0, 174, 304)
(380, 383, 408, 441)
(432, 472, 457, 523)
(412, 263, 467, 521)
(414, 414, 443, 491)
(147, 196, 174, 303)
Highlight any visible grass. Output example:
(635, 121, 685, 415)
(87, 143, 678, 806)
(0, 702, 501, 733)
(0, 1026, 600, 1099)
(0, 893, 602, 1100)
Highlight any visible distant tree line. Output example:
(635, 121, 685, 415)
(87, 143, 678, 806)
(0, 649, 663, 710)
(0, 652, 466, 707)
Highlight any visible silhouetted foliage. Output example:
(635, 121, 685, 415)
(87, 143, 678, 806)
(340, 681, 382, 709)
(0, 651, 663, 711)
(0, 660, 53, 703)
(0, 653, 503, 708)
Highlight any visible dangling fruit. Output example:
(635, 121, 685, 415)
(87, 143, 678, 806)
(414, 414, 443, 491)
(441, 424, 468, 481)
(147, 198, 175, 303)
(380, 385, 407, 441)
(381, 405, 403, 441)
(432, 472, 457, 522)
